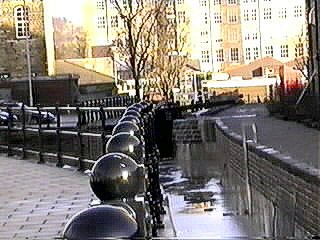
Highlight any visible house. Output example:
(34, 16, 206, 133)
(0, 0, 55, 78)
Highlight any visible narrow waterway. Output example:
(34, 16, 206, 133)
(160, 143, 265, 239)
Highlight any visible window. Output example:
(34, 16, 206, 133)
(201, 50, 210, 63)
(97, 0, 105, 10)
(265, 46, 273, 57)
(229, 15, 237, 23)
(204, 13, 208, 24)
(230, 48, 239, 62)
(228, 0, 237, 4)
(200, 0, 207, 6)
(178, 11, 186, 23)
(245, 48, 251, 60)
(279, 8, 287, 19)
(280, 44, 289, 57)
(213, 12, 222, 23)
(200, 31, 208, 37)
(97, 16, 106, 28)
(243, 0, 248, 3)
(111, 16, 118, 28)
(253, 47, 259, 59)
(15, 6, 30, 39)
(263, 8, 272, 19)
(216, 49, 224, 62)
(294, 5, 302, 17)
(229, 30, 238, 41)
(177, 0, 184, 4)
(214, 0, 221, 4)
(252, 33, 258, 40)
(252, 9, 257, 20)
(295, 43, 303, 57)
(244, 10, 249, 21)
(245, 33, 250, 40)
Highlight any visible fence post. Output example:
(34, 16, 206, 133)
(76, 106, 82, 130)
(56, 106, 63, 167)
(101, 132, 106, 156)
(37, 106, 44, 164)
(78, 132, 84, 171)
(21, 103, 26, 159)
(77, 105, 85, 171)
(100, 106, 106, 130)
(7, 107, 12, 157)
(90, 100, 94, 123)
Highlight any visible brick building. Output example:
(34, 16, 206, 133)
(0, 0, 50, 78)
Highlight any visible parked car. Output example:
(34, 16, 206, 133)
(0, 102, 56, 124)
(0, 110, 18, 126)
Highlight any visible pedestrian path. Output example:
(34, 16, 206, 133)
(213, 104, 320, 170)
(0, 155, 93, 239)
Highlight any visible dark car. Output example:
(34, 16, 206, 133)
(0, 102, 56, 124)
(0, 110, 18, 126)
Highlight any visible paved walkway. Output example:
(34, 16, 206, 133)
(0, 156, 93, 239)
(213, 104, 320, 169)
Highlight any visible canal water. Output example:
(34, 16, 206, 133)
(160, 142, 266, 239)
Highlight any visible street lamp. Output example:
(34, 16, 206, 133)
(24, 0, 33, 106)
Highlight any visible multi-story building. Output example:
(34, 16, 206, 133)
(0, 0, 55, 78)
(240, 0, 307, 65)
(83, 0, 307, 91)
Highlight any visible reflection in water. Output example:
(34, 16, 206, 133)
(160, 142, 283, 238)
(162, 141, 309, 239)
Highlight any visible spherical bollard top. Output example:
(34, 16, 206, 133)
(105, 132, 145, 164)
(126, 105, 141, 113)
(112, 121, 143, 141)
(123, 109, 141, 119)
(90, 152, 144, 201)
(120, 115, 141, 126)
(132, 103, 144, 111)
(63, 205, 138, 240)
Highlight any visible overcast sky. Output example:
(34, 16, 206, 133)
(50, 0, 85, 25)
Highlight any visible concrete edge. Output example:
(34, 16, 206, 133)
(164, 193, 178, 238)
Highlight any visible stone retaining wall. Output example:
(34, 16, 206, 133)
(172, 117, 320, 238)
(215, 120, 320, 237)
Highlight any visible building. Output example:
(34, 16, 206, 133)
(240, 0, 307, 65)
(0, 0, 55, 78)
(81, 0, 307, 99)
(55, 59, 115, 100)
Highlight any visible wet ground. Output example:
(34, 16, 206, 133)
(160, 159, 263, 239)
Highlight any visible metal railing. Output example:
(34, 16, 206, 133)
(0, 105, 126, 170)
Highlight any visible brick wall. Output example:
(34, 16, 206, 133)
(0, 0, 47, 77)
(215, 120, 320, 237)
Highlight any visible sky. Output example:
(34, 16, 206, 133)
(50, 0, 86, 25)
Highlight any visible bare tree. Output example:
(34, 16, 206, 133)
(294, 35, 310, 80)
(147, 5, 189, 100)
(111, 0, 166, 99)
(73, 31, 88, 58)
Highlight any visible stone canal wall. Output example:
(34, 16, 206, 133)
(172, 118, 320, 238)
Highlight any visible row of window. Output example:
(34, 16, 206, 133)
(243, 6, 303, 21)
(202, 48, 240, 63)
(201, 0, 238, 7)
(201, 43, 304, 64)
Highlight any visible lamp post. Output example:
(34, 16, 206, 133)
(24, 0, 33, 106)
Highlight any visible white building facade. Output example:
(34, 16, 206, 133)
(240, 0, 307, 64)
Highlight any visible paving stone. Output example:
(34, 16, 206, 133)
(0, 155, 91, 239)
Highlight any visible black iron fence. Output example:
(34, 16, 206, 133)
(0, 105, 126, 170)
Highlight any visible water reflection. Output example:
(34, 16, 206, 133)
(160, 147, 264, 239)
